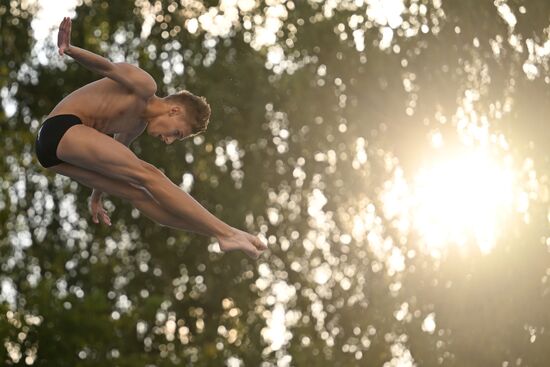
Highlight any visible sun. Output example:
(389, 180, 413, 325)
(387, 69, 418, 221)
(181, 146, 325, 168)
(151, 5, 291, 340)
(411, 149, 516, 254)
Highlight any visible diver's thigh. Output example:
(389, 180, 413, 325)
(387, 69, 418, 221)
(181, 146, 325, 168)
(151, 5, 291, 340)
(49, 162, 148, 202)
(56, 124, 150, 185)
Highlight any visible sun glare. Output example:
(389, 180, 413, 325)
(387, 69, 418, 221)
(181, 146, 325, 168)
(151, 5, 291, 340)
(411, 150, 515, 254)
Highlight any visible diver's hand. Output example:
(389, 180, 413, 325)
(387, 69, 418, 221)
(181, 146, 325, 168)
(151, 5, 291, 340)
(57, 17, 72, 56)
(89, 192, 111, 226)
(217, 227, 267, 259)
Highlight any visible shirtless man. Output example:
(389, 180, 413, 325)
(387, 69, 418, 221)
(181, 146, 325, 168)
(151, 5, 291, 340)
(34, 17, 267, 259)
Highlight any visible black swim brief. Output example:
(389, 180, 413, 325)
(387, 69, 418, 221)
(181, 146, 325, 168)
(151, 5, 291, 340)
(35, 114, 83, 168)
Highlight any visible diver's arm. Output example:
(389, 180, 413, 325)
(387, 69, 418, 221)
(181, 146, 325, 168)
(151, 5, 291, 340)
(58, 17, 157, 98)
(89, 131, 143, 224)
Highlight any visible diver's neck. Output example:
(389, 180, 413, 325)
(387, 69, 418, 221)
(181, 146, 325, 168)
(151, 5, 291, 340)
(142, 95, 170, 121)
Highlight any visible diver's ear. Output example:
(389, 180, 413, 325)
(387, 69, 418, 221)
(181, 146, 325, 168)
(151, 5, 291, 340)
(169, 106, 181, 116)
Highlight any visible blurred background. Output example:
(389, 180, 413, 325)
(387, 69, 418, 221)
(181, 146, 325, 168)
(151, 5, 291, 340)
(1, 0, 550, 366)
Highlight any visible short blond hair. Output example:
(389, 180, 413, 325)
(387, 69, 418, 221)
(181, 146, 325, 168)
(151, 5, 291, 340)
(165, 90, 211, 135)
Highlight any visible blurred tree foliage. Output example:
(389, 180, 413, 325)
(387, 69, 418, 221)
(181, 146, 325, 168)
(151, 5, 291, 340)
(1, 0, 549, 366)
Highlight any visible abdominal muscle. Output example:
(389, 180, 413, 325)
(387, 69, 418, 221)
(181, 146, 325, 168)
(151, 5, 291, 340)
(46, 77, 149, 135)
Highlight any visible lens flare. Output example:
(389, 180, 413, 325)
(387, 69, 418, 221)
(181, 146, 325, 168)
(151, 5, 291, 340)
(411, 150, 515, 254)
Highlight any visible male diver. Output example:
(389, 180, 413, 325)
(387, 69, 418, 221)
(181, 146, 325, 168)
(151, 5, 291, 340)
(35, 17, 267, 259)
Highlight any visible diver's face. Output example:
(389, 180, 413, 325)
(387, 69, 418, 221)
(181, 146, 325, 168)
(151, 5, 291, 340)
(148, 106, 194, 145)
(159, 118, 192, 145)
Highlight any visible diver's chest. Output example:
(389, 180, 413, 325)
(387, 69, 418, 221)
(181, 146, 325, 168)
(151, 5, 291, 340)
(110, 96, 147, 122)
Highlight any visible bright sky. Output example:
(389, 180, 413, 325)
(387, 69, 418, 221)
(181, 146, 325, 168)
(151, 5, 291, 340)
(30, 0, 78, 63)
(31, 0, 77, 40)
